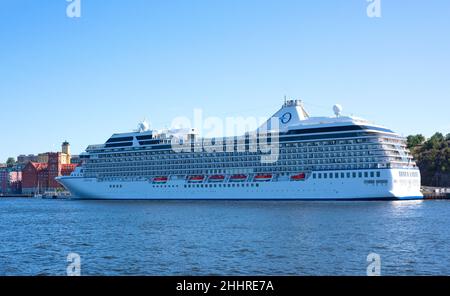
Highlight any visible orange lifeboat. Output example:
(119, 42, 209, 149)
(208, 175, 225, 182)
(153, 176, 168, 184)
(254, 174, 272, 182)
(230, 174, 248, 182)
(188, 175, 205, 183)
(290, 173, 306, 181)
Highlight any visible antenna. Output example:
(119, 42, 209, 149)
(333, 104, 343, 117)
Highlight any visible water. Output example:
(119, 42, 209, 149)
(1, 198, 450, 275)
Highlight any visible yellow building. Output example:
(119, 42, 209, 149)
(62, 141, 71, 164)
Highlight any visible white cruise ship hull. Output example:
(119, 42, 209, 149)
(57, 168, 423, 200)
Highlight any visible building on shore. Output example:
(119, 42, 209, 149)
(21, 142, 77, 195)
(17, 154, 39, 164)
(0, 166, 22, 195)
(36, 142, 72, 165)
(0, 168, 9, 193)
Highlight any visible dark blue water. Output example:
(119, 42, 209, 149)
(1, 198, 450, 275)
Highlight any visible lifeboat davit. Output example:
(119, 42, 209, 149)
(254, 174, 272, 182)
(290, 173, 306, 181)
(209, 175, 225, 182)
(188, 175, 205, 183)
(153, 176, 168, 184)
(229, 174, 248, 182)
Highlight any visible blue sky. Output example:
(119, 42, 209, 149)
(0, 0, 449, 161)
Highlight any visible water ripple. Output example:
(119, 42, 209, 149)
(1, 198, 450, 275)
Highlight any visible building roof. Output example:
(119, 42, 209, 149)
(29, 162, 48, 171)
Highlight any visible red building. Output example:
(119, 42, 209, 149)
(22, 153, 77, 195)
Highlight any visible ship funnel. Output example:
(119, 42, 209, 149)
(259, 99, 310, 132)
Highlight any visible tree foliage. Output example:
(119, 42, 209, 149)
(406, 134, 425, 149)
(409, 132, 450, 187)
(6, 157, 16, 168)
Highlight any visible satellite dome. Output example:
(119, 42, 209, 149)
(333, 104, 343, 117)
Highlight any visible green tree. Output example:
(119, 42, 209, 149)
(425, 132, 445, 150)
(413, 132, 450, 187)
(6, 157, 16, 168)
(407, 134, 425, 148)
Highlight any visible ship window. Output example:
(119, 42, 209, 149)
(376, 172, 381, 177)
(358, 172, 362, 178)
(318, 173, 322, 179)
(370, 172, 374, 178)
(352, 172, 356, 178)
(106, 136, 134, 143)
(324, 173, 327, 179)
(313, 174, 316, 179)
(364, 172, 368, 178)
(341, 173, 345, 178)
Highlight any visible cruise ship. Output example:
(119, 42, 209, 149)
(57, 100, 422, 200)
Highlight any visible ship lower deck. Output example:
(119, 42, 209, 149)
(57, 169, 423, 201)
